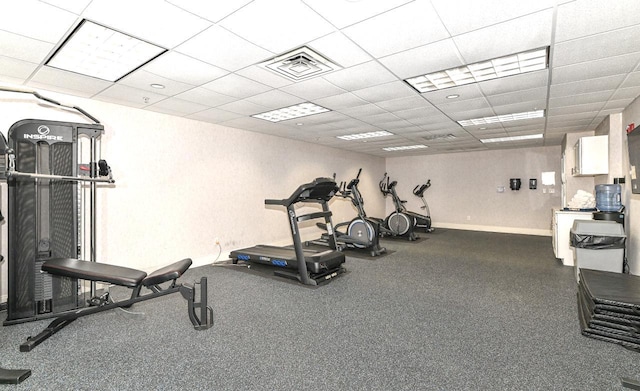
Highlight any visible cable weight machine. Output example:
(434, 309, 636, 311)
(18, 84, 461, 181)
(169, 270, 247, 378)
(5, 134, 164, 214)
(0, 88, 113, 383)
(0, 88, 113, 328)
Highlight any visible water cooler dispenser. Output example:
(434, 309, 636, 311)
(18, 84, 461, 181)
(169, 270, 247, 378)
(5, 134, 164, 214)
(593, 184, 624, 226)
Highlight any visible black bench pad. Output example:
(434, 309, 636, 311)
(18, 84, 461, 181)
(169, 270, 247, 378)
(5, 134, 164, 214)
(142, 258, 192, 286)
(42, 258, 147, 288)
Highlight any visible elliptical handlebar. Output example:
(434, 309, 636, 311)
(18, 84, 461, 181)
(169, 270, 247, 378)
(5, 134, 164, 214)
(413, 180, 431, 197)
(379, 172, 390, 195)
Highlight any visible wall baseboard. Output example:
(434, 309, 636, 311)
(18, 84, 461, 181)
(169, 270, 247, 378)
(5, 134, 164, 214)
(433, 223, 552, 237)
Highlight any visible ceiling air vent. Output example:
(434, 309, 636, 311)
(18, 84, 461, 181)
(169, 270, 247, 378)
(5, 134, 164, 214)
(259, 46, 341, 81)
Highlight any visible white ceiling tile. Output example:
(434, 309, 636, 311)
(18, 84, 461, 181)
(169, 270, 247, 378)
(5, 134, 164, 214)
(478, 71, 549, 96)
(376, 96, 433, 112)
(166, 0, 253, 23)
(393, 107, 444, 121)
(308, 32, 372, 68)
(174, 87, 237, 107)
(40, 0, 91, 14)
(621, 71, 640, 88)
(340, 104, 388, 118)
(433, 97, 491, 115)
(549, 91, 614, 108)
(83, 0, 211, 48)
(546, 112, 596, 124)
(0, 57, 38, 80)
(610, 86, 640, 101)
(29, 66, 112, 96)
(454, 9, 553, 64)
(313, 93, 368, 111)
(217, 116, 278, 131)
(552, 53, 640, 84)
(217, 100, 269, 116)
(26, 80, 101, 98)
(603, 98, 635, 111)
(244, 90, 303, 109)
(279, 78, 347, 100)
(322, 61, 396, 91)
(142, 52, 228, 86)
(119, 70, 194, 96)
(421, 84, 485, 105)
(554, 25, 640, 67)
(145, 97, 210, 116)
(0, 75, 27, 86)
(302, 0, 413, 29)
(431, 0, 556, 36)
(200, 73, 271, 99)
(343, 1, 449, 58)
(352, 81, 415, 103)
(93, 84, 166, 108)
(186, 107, 244, 123)
(0, 30, 55, 64)
(220, 0, 334, 53)
(175, 25, 273, 71)
(446, 108, 496, 121)
(550, 75, 625, 98)
(378, 39, 461, 79)
(361, 112, 401, 125)
(548, 103, 605, 116)
(492, 101, 547, 115)
(236, 66, 295, 89)
(0, 0, 77, 43)
(555, 0, 640, 43)
(486, 87, 547, 107)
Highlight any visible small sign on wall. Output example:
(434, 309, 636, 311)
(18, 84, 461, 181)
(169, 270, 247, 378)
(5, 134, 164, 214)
(541, 171, 555, 186)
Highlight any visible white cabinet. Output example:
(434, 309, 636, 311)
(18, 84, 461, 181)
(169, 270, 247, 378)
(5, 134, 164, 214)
(573, 135, 608, 176)
(552, 209, 593, 266)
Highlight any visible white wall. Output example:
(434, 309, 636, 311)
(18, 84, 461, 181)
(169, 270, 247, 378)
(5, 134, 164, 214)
(622, 96, 640, 274)
(385, 146, 562, 235)
(0, 89, 386, 301)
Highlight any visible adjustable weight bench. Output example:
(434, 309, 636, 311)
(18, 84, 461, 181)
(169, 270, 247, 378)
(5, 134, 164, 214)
(20, 258, 213, 352)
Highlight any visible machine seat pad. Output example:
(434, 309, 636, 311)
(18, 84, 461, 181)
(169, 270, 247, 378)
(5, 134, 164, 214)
(142, 258, 192, 286)
(42, 258, 147, 288)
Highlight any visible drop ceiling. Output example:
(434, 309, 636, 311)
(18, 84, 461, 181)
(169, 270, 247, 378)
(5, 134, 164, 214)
(1, 0, 640, 157)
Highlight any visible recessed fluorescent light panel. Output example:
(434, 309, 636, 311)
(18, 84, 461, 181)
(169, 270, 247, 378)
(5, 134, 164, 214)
(46, 19, 166, 82)
(252, 103, 330, 123)
(457, 110, 545, 127)
(337, 130, 393, 141)
(405, 47, 548, 93)
(382, 145, 428, 151)
(480, 134, 543, 143)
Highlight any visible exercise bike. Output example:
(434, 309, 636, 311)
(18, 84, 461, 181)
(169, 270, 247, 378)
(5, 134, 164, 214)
(413, 179, 434, 232)
(375, 173, 418, 241)
(310, 169, 387, 257)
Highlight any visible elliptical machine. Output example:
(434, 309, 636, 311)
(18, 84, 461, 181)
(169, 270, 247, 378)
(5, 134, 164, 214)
(376, 173, 418, 241)
(413, 180, 434, 233)
(311, 169, 386, 257)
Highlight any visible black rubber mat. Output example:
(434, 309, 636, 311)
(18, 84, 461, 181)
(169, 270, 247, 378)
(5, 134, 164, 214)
(580, 269, 640, 310)
(577, 292, 640, 352)
(577, 269, 640, 352)
(578, 289, 640, 335)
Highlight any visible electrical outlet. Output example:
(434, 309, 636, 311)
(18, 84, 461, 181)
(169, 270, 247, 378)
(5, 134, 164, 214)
(466, 216, 471, 221)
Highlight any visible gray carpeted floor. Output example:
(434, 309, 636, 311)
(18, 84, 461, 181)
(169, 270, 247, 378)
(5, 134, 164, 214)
(1, 229, 638, 390)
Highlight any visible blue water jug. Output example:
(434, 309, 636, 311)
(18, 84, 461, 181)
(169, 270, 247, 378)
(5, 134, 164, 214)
(595, 184, 622, 212)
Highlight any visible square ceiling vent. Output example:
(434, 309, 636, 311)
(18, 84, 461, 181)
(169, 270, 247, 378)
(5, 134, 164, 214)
(259, 46, 341, 81)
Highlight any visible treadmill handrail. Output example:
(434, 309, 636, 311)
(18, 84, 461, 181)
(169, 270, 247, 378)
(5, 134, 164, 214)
(264, 177, 338, 207)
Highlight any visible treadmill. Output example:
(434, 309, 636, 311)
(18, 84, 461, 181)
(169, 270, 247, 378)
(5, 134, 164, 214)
(230, 177, 346, 286)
